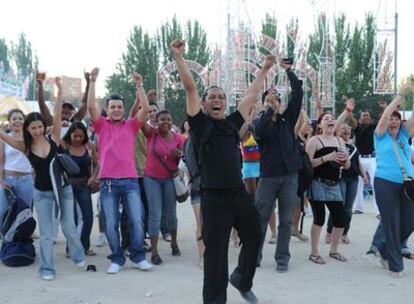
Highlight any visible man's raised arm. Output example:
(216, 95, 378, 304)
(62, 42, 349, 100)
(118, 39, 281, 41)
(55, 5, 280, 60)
(171, 39, 200, 117)
(87, 68, 100, 122)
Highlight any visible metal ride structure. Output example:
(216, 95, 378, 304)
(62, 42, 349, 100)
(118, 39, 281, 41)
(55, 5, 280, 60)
(373, 0, 397, 95)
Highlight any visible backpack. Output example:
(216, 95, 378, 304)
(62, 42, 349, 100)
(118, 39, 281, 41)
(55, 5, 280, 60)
(0, 240, 36, 267)
(1, 187, 36, 243)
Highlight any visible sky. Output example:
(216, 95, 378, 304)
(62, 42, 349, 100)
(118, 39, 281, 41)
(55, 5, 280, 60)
(0, 0, 412, 96)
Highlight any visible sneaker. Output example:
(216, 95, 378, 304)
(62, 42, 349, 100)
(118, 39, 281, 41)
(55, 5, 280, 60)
(268, 234, 277, 244)
(76, 261, 86, 268)
(107, 263, 122, 274)
(366, 245, 379, 257)
(41, 274, 55, 281)
(162, 233, 172, 242)
(96, 233, 106, 247)
(276, 264, 288, 273)
(134, 260, 153, 271)
(292, 231, 309, 242)
(353, 210, 363, 214)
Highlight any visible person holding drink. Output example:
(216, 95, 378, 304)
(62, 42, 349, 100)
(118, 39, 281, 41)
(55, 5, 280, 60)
(305, 112, 351, 264)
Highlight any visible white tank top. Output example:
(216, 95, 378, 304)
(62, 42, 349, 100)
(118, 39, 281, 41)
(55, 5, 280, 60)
(4, 143, 32, 173)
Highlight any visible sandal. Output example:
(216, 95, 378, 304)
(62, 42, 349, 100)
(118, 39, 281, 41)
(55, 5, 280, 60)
(329, 252, 347, 262)
(309, 254, 326, 265)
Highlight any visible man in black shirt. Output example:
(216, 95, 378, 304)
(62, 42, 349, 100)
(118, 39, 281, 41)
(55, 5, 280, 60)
(254, 64, 303, 273)
(172, 39, 275, 304)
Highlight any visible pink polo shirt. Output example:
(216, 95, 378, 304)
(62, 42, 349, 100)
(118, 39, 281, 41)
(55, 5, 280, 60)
(92, 116, 142, 179)
(145, 128, 184, 179)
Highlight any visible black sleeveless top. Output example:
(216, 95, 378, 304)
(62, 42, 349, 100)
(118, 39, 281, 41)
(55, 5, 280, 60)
(28, 136, 60, 191)
(313, 137, 341, 182)
(68, 150, 91, 179)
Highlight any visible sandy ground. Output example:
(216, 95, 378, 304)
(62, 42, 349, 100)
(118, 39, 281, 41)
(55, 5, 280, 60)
(0, 194, 413, 304)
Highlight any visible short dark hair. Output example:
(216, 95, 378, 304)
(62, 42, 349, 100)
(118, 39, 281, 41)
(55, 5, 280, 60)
(261, 88, 282, 104)
(106, 93, 125, 106)
(391, 110, 401, 120)
(156, 110, 171, 120)
(149, 102, 159, 108)
(201, 86, 226, 102)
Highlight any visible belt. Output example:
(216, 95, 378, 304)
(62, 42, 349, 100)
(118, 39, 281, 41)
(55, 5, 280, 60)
(316, 178, 339, 186)
(361, 153, 375, 158)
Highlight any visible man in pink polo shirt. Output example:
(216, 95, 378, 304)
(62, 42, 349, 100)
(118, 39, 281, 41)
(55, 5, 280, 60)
(87, 68, 152, 274)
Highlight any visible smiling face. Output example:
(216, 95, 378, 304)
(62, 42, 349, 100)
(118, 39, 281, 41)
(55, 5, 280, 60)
(204, 87, 226, 120)
(70, 128, 86, 146)
(107, 99, 125, 122)
(9, 111, 24, 132)
(26, 120, 45, 139)
(319, 113, 335, 134)
(62, 104, 74, 121)
(360, 111, 372, 126)
(157, 112, 172, 133)
(338, 123, 352, 142)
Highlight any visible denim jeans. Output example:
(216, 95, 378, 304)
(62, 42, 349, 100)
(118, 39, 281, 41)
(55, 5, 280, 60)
(255, 174, 299, 266)
(100, 178, 146, 265)
(372, 222, 411, 253)
(143, 176, 177, 237)
(33, 186, 85, 276)
(72, 184, 93, 252)
(0, 175, 34, 222)
(327, 176, 358, 235)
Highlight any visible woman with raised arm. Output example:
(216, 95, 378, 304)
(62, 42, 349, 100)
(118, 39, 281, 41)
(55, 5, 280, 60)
(372, 84, 414, 278)
(305, 112, 350, 265)
(0, 77, 85, 281)
(0, 109, 34, 222)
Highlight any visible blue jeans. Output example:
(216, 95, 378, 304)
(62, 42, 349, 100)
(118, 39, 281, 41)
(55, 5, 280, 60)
(33, 186, 85, 276)
(0, 175, 34, 222)
(100, 178, 146, 265)
(327, 176, 358, 235)
(72, 184, 93, 252)
(143, 176, 177, 237)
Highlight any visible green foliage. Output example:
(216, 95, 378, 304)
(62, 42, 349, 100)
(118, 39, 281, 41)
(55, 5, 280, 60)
(106, 17, 211, 125)
(0, 38, 10, 73)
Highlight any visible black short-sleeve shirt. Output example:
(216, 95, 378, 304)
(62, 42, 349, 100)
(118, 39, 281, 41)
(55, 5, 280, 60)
(354, 123, 376, 155)
(188, 110, 244, 189)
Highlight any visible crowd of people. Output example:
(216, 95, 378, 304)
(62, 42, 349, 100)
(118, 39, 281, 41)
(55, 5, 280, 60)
(0, 39, 413, 304)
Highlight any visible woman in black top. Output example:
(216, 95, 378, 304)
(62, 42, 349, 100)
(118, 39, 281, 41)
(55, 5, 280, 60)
(0, 77, 85, 280)
(62, 122, 99, 256)
(325, 123, 368, 244)
(305, 113, 350, 264)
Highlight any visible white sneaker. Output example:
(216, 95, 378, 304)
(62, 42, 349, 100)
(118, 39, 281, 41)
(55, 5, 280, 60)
(76, 261, 86, 268)
(41, 274, 55, 281)
(96, 233, 106, 247)
(107, 263, 122, 274)
(134, 260, 153, 271)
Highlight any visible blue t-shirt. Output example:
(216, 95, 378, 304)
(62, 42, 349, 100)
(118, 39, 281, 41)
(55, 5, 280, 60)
(375, 127, 413, 183)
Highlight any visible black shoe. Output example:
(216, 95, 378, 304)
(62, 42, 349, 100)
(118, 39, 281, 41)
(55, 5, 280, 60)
(151, 254, 163, 265)
(229, 270, 258, 304)
(276, 264, 288, 273)
(171, 244, 181, 256)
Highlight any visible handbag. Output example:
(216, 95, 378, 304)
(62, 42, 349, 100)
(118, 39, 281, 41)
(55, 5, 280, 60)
(152, 133, 189, 203)
(55, 153, 80, 177)
(391, 137, 414, 201)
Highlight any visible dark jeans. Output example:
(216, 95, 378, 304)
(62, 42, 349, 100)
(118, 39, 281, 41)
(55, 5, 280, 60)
(372, 222, 411, 253)
(255, 174, 299, 266)
(120, 178, 149, 250)
(374, 177, 414, 272)
(201, 188, 261, 304)
(327, 176, 358, 235)
(73, 183, 93, 252)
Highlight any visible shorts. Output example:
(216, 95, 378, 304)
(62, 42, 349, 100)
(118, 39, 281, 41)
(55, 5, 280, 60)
(242, 162, 260, 180)
(308, 179, 343, 202)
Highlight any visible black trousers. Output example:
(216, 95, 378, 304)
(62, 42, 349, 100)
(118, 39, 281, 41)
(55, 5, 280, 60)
(201, 187, 261, 304)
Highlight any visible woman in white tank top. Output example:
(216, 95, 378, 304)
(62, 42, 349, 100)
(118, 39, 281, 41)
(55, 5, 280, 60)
(0, 109, 34, 222)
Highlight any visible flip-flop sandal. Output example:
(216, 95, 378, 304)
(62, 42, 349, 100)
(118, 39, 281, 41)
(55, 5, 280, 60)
(309, 254, 326, 265)
(329, 252, 347, 262)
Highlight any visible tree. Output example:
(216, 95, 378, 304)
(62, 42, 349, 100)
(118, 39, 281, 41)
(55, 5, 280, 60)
(106, 26, 159, 115)
(12, 33, 37, 100)
(157, 17, 211, 125)
(0, 38, 11, 74)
